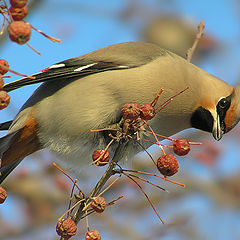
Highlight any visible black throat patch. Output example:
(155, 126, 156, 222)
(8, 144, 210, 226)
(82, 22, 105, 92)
(190, 107, 214, 133)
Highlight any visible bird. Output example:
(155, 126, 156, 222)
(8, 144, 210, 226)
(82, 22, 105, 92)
(0, 41, 239, 183)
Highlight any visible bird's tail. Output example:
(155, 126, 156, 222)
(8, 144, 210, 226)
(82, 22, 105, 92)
(0, 120, 42, 183)
(0, 131, 23, 183)
(0, 120, 13, 131)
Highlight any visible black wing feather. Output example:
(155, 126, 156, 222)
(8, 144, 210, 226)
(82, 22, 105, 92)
(3, 61, 130, 92)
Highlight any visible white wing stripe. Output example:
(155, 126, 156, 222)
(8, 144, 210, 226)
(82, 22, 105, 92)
(74, 63, 97, 72)
(49, 63, 66, 69)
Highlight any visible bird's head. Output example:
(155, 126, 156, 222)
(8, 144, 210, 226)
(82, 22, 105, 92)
(190, 84, 240, 141)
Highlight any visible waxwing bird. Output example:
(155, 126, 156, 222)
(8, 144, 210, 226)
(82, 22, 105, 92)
(0, 42, 240, 183)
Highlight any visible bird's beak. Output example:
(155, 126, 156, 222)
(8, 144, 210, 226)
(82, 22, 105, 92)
(212, 114, 223, 141)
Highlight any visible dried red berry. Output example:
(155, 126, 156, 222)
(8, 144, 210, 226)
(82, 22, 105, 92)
(8, 21, 31, 45)
(0, 186, 7, 204)
(92, 149, 110, 166)
(0, 76, 4, 90)
(157, 154, 179, 177)
(10, 6, 28, 21)
(56, 216, 77, 239)
(173, 139, 190, 156)
(140, 104, 156, 120)
(85, 229, 101, 240)
(121, 103, 141, 120)
(10, 0, 28, 8)
(0, 59, 9, 75)
(0, 91, 10, 110)
(91, 196, 107, 213)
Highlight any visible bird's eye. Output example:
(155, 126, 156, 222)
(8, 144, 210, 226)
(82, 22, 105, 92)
(218, 98, 228, 109)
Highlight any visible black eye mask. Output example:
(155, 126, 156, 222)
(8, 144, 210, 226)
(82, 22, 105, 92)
(190, 94, 232, 133)
(216, 95, 232, 132)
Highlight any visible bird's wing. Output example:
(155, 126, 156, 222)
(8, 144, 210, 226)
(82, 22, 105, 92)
(4, 42, 167, 92)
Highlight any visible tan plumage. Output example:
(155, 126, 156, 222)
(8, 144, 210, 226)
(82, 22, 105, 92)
(0, 42, 239, 182)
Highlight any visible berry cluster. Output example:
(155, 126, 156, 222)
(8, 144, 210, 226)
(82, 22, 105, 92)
(55, 195, 107, 239)
(157, 139, 191, 177)
(121, 103, 156, 121)
(0, 0, 60, 50)
(7, 0, 31, 45)
(121, 100, 194, 178)
(91, 88, 198, 179)
(0, 59, 10, 110)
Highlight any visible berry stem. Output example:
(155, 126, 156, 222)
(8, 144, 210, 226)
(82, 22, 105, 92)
(68, 179, 78, 217)
(82, 176, 120, 212)
(155, 86, 190, 113)
(122, 169, 185, 187)
(97, 176, 121, 197)
(91, 139, 114, 165)
(2, 66, 36, 80)
(30, 23, 61, 43)
(144, 129, 174, 141)
(106, 195, 124, 206)
(123, 173, 165, 224)
(52, 162, 84, 196)
(58, 199, 85, 222)
(143, 138, 173, 148)
(26, 42, 41, 55)
(85, 203, 90, 232)
(90, 128, 118, 132)
(151, 89, 164, 107)
(143, 119, 166, 155)
(126, 172, 167, 192)
(134, 138, 157, 166)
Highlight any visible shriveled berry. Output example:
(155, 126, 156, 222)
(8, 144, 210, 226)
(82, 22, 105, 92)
(0, 91, 10, 110)
(85, 229, 101, 240)
(121, 103, 140, 120)
(140, 104, 156, 120)
(10, 6, 28, 21)
(0, 59, 9, 75)
(92, 149, 110, 166)
(0, 76, 4, 90)
(8, 21, 31, 45)
(157, 154, 179, 177)
(0, 186, 7, 204)
(91, 196, 106, 213)
(10, 0, 28, 8)
(56, 216, 77, 239)
(173, 139, 190, 156)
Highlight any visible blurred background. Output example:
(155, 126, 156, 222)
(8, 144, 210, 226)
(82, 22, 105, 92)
(1, 0, 240, 239)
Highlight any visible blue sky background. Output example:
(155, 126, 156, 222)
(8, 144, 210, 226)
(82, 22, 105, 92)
(1, 0, 240, 239)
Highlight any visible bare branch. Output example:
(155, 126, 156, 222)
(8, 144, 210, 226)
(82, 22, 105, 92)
(186, 20, 205, 62)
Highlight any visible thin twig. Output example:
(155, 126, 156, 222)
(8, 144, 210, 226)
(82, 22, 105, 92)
(53, 162, 84, 197)
(143, 120, 166, 155)
(26, 42, 42, 55)
(82, 176, 121, 212)
(67, 179, 78, 217)
(186, 20, 205, 62)
(73, 139, 129, 224)
(0, 64, 36, 79)
(124, 173, 165, 224)
(155, 87, 189, 113)
(30, 23, 61, 43)
(134, 139, 157, 166)
(106, 195, 124, 206)
(126, 172, 167, 192)
(58, 199, 85, 221)
(122, 169, 185, 187)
